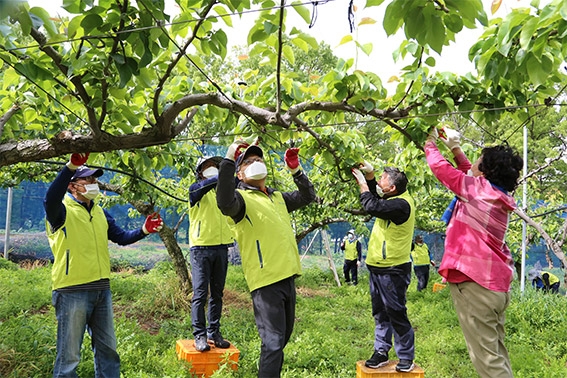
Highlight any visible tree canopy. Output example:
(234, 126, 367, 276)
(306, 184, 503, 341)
(3, 0, 567, 288)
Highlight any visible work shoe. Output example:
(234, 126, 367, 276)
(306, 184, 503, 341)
(194, 335, 210, 352)
(365, 350, 388, 368)
(395, 359, 415, 372)
(208, 332, 230, 348)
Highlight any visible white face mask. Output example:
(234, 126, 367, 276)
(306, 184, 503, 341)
(82, 183, 100, 200)
(467, 169, 473, 176)
(202, 166, 218, 179)
(244, 161, 268, 180)
(375, 186, 384, 197)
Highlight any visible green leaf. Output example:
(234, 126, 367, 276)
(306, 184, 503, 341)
(81, 14, 103, 34)
(358, 17, 377, 26)
(526, 54, 547, 87)
(424, 57, 436, 67)
(338, 35, 353, 46)
(29, 7, 58, 37)
(282, 45, 295, 65)
(358, 42, 373, 56)
(63, 0, 85, 13)
(383, 0, 404, 36)
(290, 37, 309, 53)
(366, 0, 385, 6)
(291, 2, 311, 24)
(263, 21, 278, 35)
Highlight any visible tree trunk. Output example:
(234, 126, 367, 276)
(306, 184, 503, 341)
(159, 225, 192, 295)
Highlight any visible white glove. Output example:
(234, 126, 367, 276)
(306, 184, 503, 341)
(351, 168, 366, 185)
(440, 126, 461, 150)
(426, 128, 438, 143)
(226, 140, 249, 161)
(359, 160, 374, 173)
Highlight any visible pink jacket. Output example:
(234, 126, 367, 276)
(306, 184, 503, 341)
(425, 141, 516, 292)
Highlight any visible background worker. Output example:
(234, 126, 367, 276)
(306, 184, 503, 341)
(44, 153, 163, 378)
(529, 269, 560, 294)
(189, 156, 234, 352)
(216, 141, 316, 378)
(340, 229, 362, 285)
(410, 235, 435, 292)
(425, 126, 522, 378)
(352, 161, 417, 373)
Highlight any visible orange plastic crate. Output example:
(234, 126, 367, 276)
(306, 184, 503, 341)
(432, 282, 447, 292)
(176, 339, 239, 377)
(356, 360, 425, 378)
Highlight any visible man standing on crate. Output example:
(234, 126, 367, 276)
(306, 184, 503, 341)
(189, 155, 234, 352)
(352, 161, 416, 373)
(216, 141, 316, 378)
(44, 153, 163, 378)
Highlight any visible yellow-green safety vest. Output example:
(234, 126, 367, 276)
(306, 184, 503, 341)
(46, 196, 110, 290)
(189, 189, 233, 246)
(411, 243, 430, 266)
(366, 191, 415, 268)
(344, 240, 358, 261)
(542, 271, 560, 285)
(228, 189, 301, 292)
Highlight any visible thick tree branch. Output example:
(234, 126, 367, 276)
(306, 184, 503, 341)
(0, 104, 20, 138)
(513, 207, 567, 269)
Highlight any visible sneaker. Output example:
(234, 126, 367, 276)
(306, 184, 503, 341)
(365, 350, 388, 368)
(194, 335, 210, 352)
(395, 359, 414, 372)
(208, 332, 230, 348)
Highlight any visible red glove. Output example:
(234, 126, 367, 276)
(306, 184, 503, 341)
(226, 140, 249, 161)
(284, 148, 300, 173)
(67, 153, 90, 169)
(234, 144, 249, 162)
(143, 212, 163, 234)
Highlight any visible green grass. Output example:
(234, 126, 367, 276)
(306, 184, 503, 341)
(1, 255, 567, 377)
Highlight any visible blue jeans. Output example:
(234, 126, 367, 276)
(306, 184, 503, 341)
(52, 290, 120, 378)
(190, 245, 229, 338)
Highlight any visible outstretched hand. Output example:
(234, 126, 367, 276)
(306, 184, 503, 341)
(226, 140, 249, 161)
(284, 148, 300, 174)
(143, 212, 163, 234)
(351, 168, 366, 185)
(67, 153, 90, 170)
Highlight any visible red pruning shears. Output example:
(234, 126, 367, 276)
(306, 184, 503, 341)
(438, 127, 447, 140)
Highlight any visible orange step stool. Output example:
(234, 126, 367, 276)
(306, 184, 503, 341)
(176, 339, 240, 377)
(356, 360, 424, 378)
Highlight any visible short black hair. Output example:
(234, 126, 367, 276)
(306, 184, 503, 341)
(479, 145, 523, 192)
(384, 167, 408, 193)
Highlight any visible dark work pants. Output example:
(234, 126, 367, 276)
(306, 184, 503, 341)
(190, 246, 229, 338)
(250, 276, 296, 378)
(413, 265, 430, 292)
(343, 259, 358, 284)
(368, 263, 414, 360)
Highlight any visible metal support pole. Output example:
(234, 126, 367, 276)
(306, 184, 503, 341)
(4, 187, 13, 259)
(520, 125, 528, 293)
